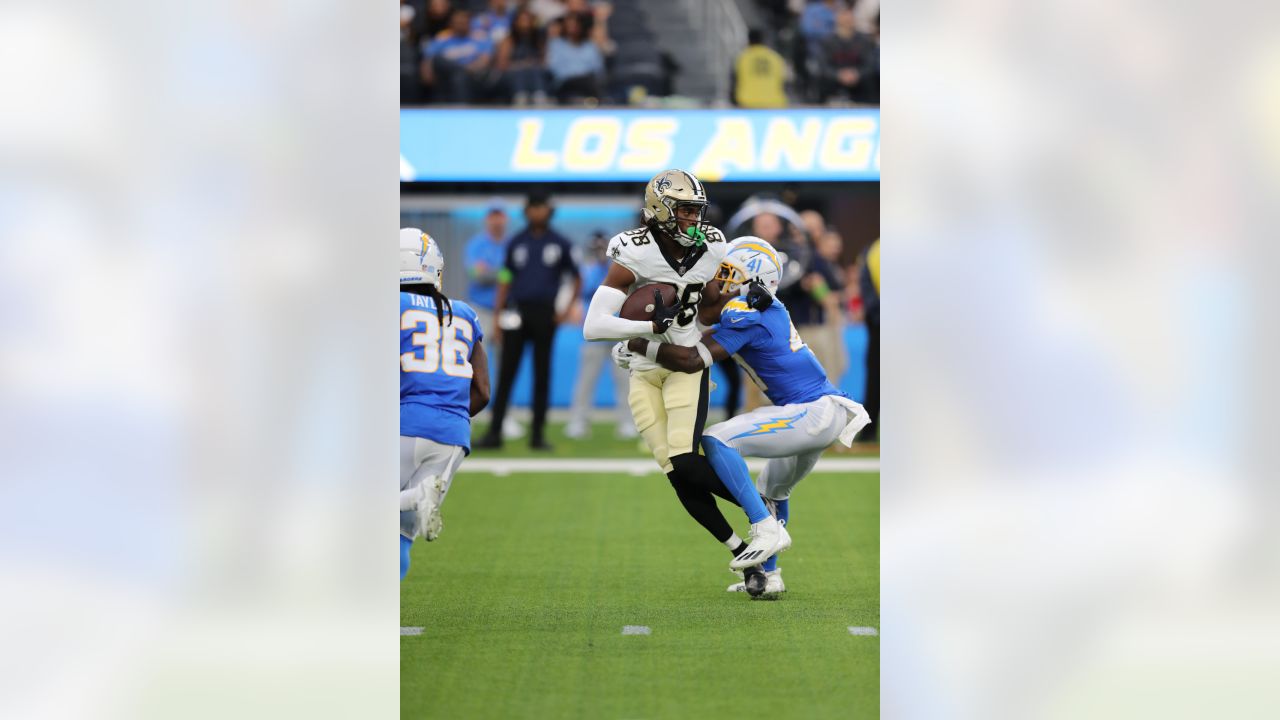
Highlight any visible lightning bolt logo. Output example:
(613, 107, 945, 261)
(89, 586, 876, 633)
(729, 410, 808, 440)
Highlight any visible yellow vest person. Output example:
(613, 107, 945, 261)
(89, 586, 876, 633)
(734, 31, 788, 109)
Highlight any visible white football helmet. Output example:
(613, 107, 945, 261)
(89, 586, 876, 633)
(400, 227, 443, 287)
(715, 236, 783, 297)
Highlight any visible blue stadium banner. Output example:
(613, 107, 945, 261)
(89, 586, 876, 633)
(401, 108, 880, 182)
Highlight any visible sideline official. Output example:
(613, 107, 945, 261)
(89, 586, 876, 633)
(477, 193, 581, 450)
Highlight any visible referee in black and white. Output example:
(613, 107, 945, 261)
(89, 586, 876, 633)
(477, 192, 581, 450)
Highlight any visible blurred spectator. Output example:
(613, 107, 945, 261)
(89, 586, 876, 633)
(529, 0, 568, 26)
(855, 238, 879, 443)
(401, 1, 426, 103)
(422, 0, 455, 40)
(819, 7, 878, 104)
(464, 199, 510, 341)
(816, 226, 850, 381)
(800, 0, 839, 56)
(422, 9, 494, 104)
(734, 28, 789, 108)
(799, 208, 826, 245)
(547, 13, 606, 104)
(566, 232, 637, 441)
(498, 8, 550, 105)
(853, 0, 880, 34)
(478, 193, 581, 451)
(472, 0, 512, 45)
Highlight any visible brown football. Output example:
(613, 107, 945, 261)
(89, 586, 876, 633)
(620, 283, 679, 321)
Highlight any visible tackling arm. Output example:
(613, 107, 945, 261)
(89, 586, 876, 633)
(582, 261, 656, 341)
(468, 340, 491, 416)
(626, 331, 730, 374)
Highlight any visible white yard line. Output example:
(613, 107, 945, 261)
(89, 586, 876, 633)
(621, 625, 651, 635)
(457, 457, 879, 476)
(847, 626, 879, 636)
(401, 627, 424, 636)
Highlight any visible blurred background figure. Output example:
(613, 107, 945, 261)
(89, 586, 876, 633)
(464, 198, 509, 342)
(463, 199, 520, 437)
(565, 231, 638, 441)
(855, 237, 879, 444)
(422, 8, 495, 104)
(777, 208, 846, 386)
(819, 7, 878, 105)
(401, 0, 426, 103)
(733, 28, 789, 109)
(478, 192, 581, 450)
(498, 7, 551, 106)
(471, 0, 512, 45)
(547, 11, 607, 105)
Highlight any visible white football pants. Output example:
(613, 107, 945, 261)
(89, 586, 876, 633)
(703, 394, 869, 501)
(400, 436, 466, 539)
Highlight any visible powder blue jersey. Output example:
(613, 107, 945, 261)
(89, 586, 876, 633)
(710, 297, 848, 407)
(400, 292, 484, 452)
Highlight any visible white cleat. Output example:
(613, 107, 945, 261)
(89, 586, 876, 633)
(419, 474, 446, 542)
(406, 474, 443, 541)
(729, 516, 791, 570)
(502, 416, 525, 440)
(422, 503, 443, 541)
(564, 421, 589, 440)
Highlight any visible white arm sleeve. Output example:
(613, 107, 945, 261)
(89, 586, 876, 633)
(583, 286, 654, 341)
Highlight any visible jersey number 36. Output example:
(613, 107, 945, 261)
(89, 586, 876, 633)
(401, 310, 474, 378)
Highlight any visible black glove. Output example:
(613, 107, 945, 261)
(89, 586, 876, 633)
(745, 279, 774, 311)
(651, 287, 680, 334)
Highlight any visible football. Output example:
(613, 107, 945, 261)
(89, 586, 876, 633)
(620, 283, 679, 321)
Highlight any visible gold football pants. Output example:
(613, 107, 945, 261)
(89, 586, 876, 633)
(628, 367, 710, 473)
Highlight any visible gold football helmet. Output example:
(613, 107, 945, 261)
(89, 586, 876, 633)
(643, 169, 709, 247)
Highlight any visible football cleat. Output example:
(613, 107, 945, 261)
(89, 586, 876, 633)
(727, 569, 784, 598)
(564, 420, 589, 440)
(729, 516, 791, 570)
(422, 503, 443, 542)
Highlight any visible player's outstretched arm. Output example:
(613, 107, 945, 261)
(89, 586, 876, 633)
(583, 262, 656, 341)
(468, 340, 491, 416)
(626, 331, 729, 374)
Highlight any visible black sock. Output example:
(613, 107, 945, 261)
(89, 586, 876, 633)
(732, 541, 749, 557)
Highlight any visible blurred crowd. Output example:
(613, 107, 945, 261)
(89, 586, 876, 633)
(400, 0, 878, 107)
(401, 0, 623, 106)
(735, 0, 879, 107)
(461, 193, 880, 450)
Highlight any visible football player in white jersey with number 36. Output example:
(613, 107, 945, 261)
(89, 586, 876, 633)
(582, 170, 789, 588)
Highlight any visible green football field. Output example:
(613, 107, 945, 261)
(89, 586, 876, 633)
(400, 434, 879, 719)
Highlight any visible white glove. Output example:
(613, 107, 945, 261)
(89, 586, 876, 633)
(611, 341, 635, 370)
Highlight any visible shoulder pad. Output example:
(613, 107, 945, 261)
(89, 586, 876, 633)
(606, 227, 651, 270)
(450, 299, 476, 320)
(719, 298, 763, 327)
(703, 225, 727, 244)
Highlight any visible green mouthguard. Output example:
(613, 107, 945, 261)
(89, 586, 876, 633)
(685, 226, 707, 247)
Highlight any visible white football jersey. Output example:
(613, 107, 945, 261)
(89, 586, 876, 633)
(606, 225, 728, 352)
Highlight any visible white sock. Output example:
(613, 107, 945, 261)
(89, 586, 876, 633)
(722, 532, 743, 551)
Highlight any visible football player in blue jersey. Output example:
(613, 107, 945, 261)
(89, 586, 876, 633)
(623, 236, 870, 597)
(400, 228, 491, 581)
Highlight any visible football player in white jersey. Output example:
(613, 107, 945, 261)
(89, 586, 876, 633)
(623, 236, 870, 597)
(582, 170, 789, 585)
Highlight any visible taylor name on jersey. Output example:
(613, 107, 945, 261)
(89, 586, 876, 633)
(607, 225, 728, 350)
